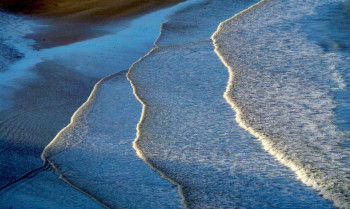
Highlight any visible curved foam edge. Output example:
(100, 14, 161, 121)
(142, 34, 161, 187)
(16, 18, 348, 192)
(211, 0, 347, 208)
(40, 73, 117, 208)
(126, 48, 188, 209)
(41, 74, 107, 161)
(39, 1, 205, 207)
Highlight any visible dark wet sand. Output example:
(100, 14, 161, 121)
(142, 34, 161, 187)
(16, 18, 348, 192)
(1, 0, 184, 48)
(0, 0, 183, 21)
(0, 61, 98, 186)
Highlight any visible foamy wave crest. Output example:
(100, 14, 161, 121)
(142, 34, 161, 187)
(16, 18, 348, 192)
(212, 0, 350, 208)
(41, 71, 182, 208)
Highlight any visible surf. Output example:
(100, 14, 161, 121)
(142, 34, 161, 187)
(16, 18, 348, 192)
(212, 0, 350, 208)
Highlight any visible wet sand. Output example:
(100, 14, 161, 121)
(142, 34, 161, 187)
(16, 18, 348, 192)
(0, 0, 184, 20)
(0, 60, 98, 186)
(1, 0, 184, 48)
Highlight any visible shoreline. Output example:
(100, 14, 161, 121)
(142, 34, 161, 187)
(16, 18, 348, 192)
(0, 1, 192, 207)
(1, 0, 185, 49)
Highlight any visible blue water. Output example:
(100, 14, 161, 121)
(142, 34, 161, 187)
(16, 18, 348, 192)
(213, 0, 350, 207)
(304, 1, 350, 147)
(1, 0, 350, 208)
(0, 166, 104, 208)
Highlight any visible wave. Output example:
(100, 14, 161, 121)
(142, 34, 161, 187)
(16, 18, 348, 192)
(41, 70, 183, 208)
(0, 0, 191, 192)
(1, 0, 347, 208)
(38, 1, 205, 208)
(212, 0, 350, 208)
(128, 0, 334, 208)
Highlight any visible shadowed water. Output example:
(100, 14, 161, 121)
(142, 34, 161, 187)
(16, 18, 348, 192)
(41, 71, 182, 208)
(0, 4, 183, 188)
(0, 1, 195, 207)
(0, 166, 104, 208)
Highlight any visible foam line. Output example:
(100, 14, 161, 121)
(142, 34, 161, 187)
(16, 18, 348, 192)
(126, 48, 188, 209)
(211, 0, 348, 208)
(125, 2, 211, 208)
(41, 75, 106, 159)
(40, 74, 117, 208)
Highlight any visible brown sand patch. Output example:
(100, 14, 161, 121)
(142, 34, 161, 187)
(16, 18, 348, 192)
(0, 0, 183, 22)
(1, 0, 184, 48)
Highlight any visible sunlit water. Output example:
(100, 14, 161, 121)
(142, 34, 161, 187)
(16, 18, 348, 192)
(213, 0, 350, 208)
(129, 0, 338, 208)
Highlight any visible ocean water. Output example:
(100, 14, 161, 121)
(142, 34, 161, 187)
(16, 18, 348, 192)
(213, 0, 350, 208)
(0, 0, 201, 208)
(0, 166, 104, 208)
(128, 40, 333, 208)
(41, 71, 182, 208)
(1, 0, 349, 208)
(305, 0, 350, 145)
(128, 0, 338, 207)
(0, 0, 192, 188)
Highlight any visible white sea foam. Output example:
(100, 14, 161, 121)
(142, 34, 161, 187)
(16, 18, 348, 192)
(212, 0, 350, 207)
(127, 0, 335, 208)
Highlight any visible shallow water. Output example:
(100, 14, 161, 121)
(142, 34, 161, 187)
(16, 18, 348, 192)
(304, 1, 350, 147)
(128, 0, 336, 207)
(41, 71, 182, 208)
(1, 0, 349, 208)
(1, 0, 204, 208)
(0, 2, 188, 188)
(213, 0, 350, 207)
(0, 166, 103, 208)
(0, 1, 196, 207)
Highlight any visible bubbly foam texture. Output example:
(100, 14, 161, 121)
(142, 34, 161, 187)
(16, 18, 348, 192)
(128, 0, 335, 207)
(129, 40, 333, 208)
(213, 0, 350, 207)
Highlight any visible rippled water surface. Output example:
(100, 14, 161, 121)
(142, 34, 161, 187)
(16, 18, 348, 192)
(1, 0, 349, 208)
